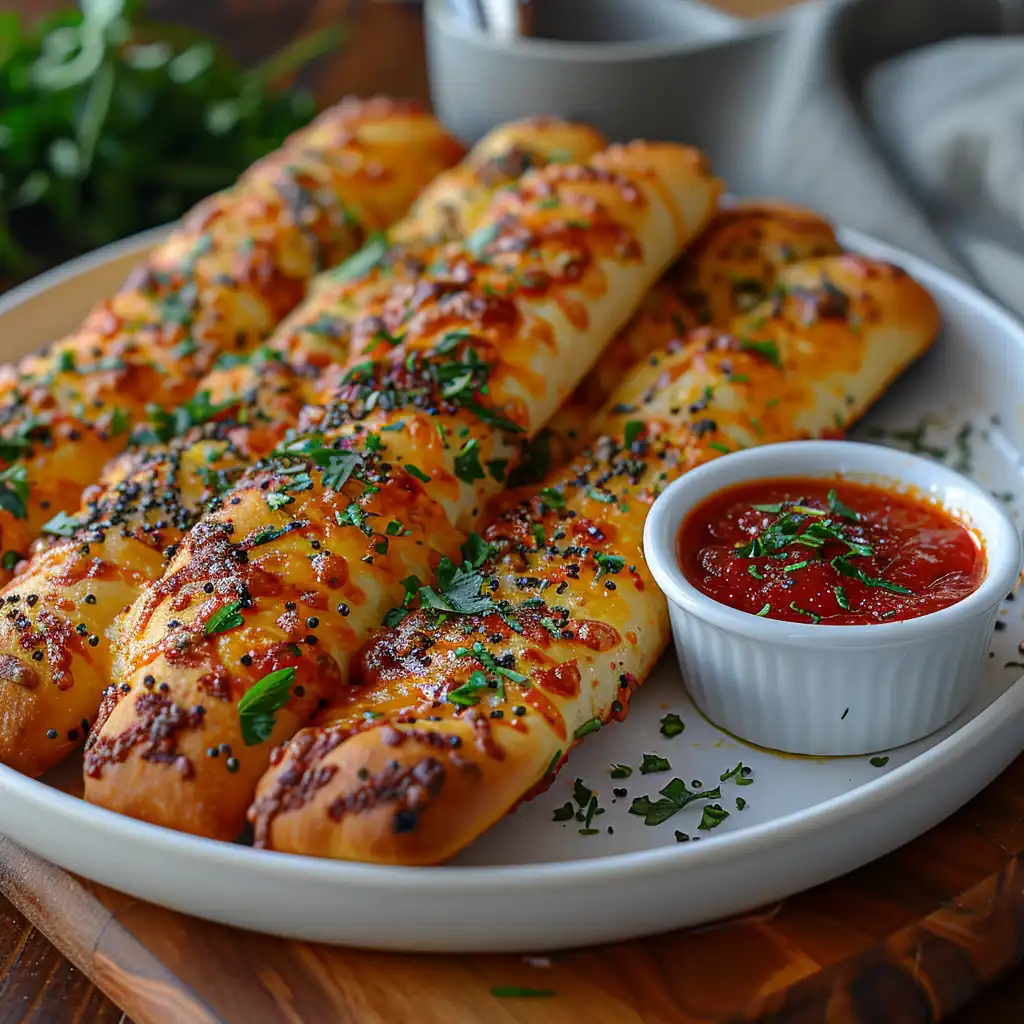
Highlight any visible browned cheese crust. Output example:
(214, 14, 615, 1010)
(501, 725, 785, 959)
(82, 143, 722, 839)
(0, 120, 610, 779)
(0, 98, 466, 574)
(251, 252, 940, 865)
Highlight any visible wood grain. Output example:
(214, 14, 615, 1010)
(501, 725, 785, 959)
(3, 0, 1024, 1022)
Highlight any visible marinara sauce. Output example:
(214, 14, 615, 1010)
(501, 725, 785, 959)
(677, 478, 985, 625)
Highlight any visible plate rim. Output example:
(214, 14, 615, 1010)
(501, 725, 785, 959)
(0, 224, 1021, 896)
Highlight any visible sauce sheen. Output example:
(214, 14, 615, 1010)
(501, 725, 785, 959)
(677, 477, 985, 625)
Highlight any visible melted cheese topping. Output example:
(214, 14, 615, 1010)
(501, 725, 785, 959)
(81, 143, 720, 839)
(250, 254, 939, 865)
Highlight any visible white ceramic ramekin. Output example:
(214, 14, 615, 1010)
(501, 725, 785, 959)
(643, 441, 1023, 756)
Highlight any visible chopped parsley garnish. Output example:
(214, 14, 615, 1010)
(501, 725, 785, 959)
(574, 717, 601, 739)
(139, 391, 237, 444)
(0, 464, 29, 519)
(827, 488, 860, 522)
(0, 435, 31, 461)
(420, 557, 495, 617)
(756, 603, 771, 616)
(404, 463, 431, 484)
(205, 600, 243, 635)
(1, 551, 19, 571)
(594, 553, 624, 577)
(461, 532, 494, 568)
(659, 713, 685, 738)
(789, 602, 821, 624)
(40, 510, 78, 537)
(869, 756, 890, 767)
(321, 452, 362, 491)
(326, 232, 389, 281)
(247, 521, 293, 547)
(447, 670, 491, 707)
(747, 566, 763, 581)
(629, 779, 722, 826)
(609, 764, 632, 779)
(624, 420, 644, 449)
(639, 753, 671, 774)
(719, 762, 754, 786)
(707, 442, 732, 455)
(266, 492, 293, 511)
(238, 667, 296, 746)
(540, 487, 566, 510)
(453, 438, 485, 484)
(109, 408, 130, 436)
(552, 802, 575, 822)
(450, 641, 528, 704)
(831, 556, 912, 595)
(335, 503, 374, 536)
(834, 585, 850, 611)
(739, 338, 783, 369)
(698, 804, 730, 831)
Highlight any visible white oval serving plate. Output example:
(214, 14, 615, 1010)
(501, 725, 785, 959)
(0, 227, 1022, 953)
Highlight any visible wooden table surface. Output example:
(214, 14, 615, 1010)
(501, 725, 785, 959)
(3, 0, 1023, 1021)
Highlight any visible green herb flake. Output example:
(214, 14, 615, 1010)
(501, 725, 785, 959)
(266, 492, 293, 511)
(0, 465, 29, 520)
(789, 601, 821, 624)
(205, 600, 243, 636)
(629, 779, 722, 826)
(453, 438, 485, 484)
(827, 488, 860, 522)
(659, 713, 685, 738)
(552, 802, 575, 822)
(327, 233, 389, 281)
(238, 667, 296, 746)
(869, 756, 890, 768)
(831, 556, 912, 595)
(404, 463, 431, 484)
(540, 487, 566, 510)
(574, 717, 601, 739)
(594, 553, 625, 577)
(609, 764, 633, 779)
(572, 778, 592, 807)
(639, 753, 671, 774)
(740, 338, 784, 369)
(40, 510, 78, 537)
(624, 420, 644, 449)
(698, 803, 730, 831)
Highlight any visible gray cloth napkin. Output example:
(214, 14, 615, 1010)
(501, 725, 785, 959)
(864, 37, 1024, 316)
(680, 0, 1021, 295)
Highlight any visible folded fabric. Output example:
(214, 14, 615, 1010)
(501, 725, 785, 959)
(865, 37, 1024, 316)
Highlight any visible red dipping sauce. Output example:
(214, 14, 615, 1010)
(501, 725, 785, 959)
(677, 478, 986, 625)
